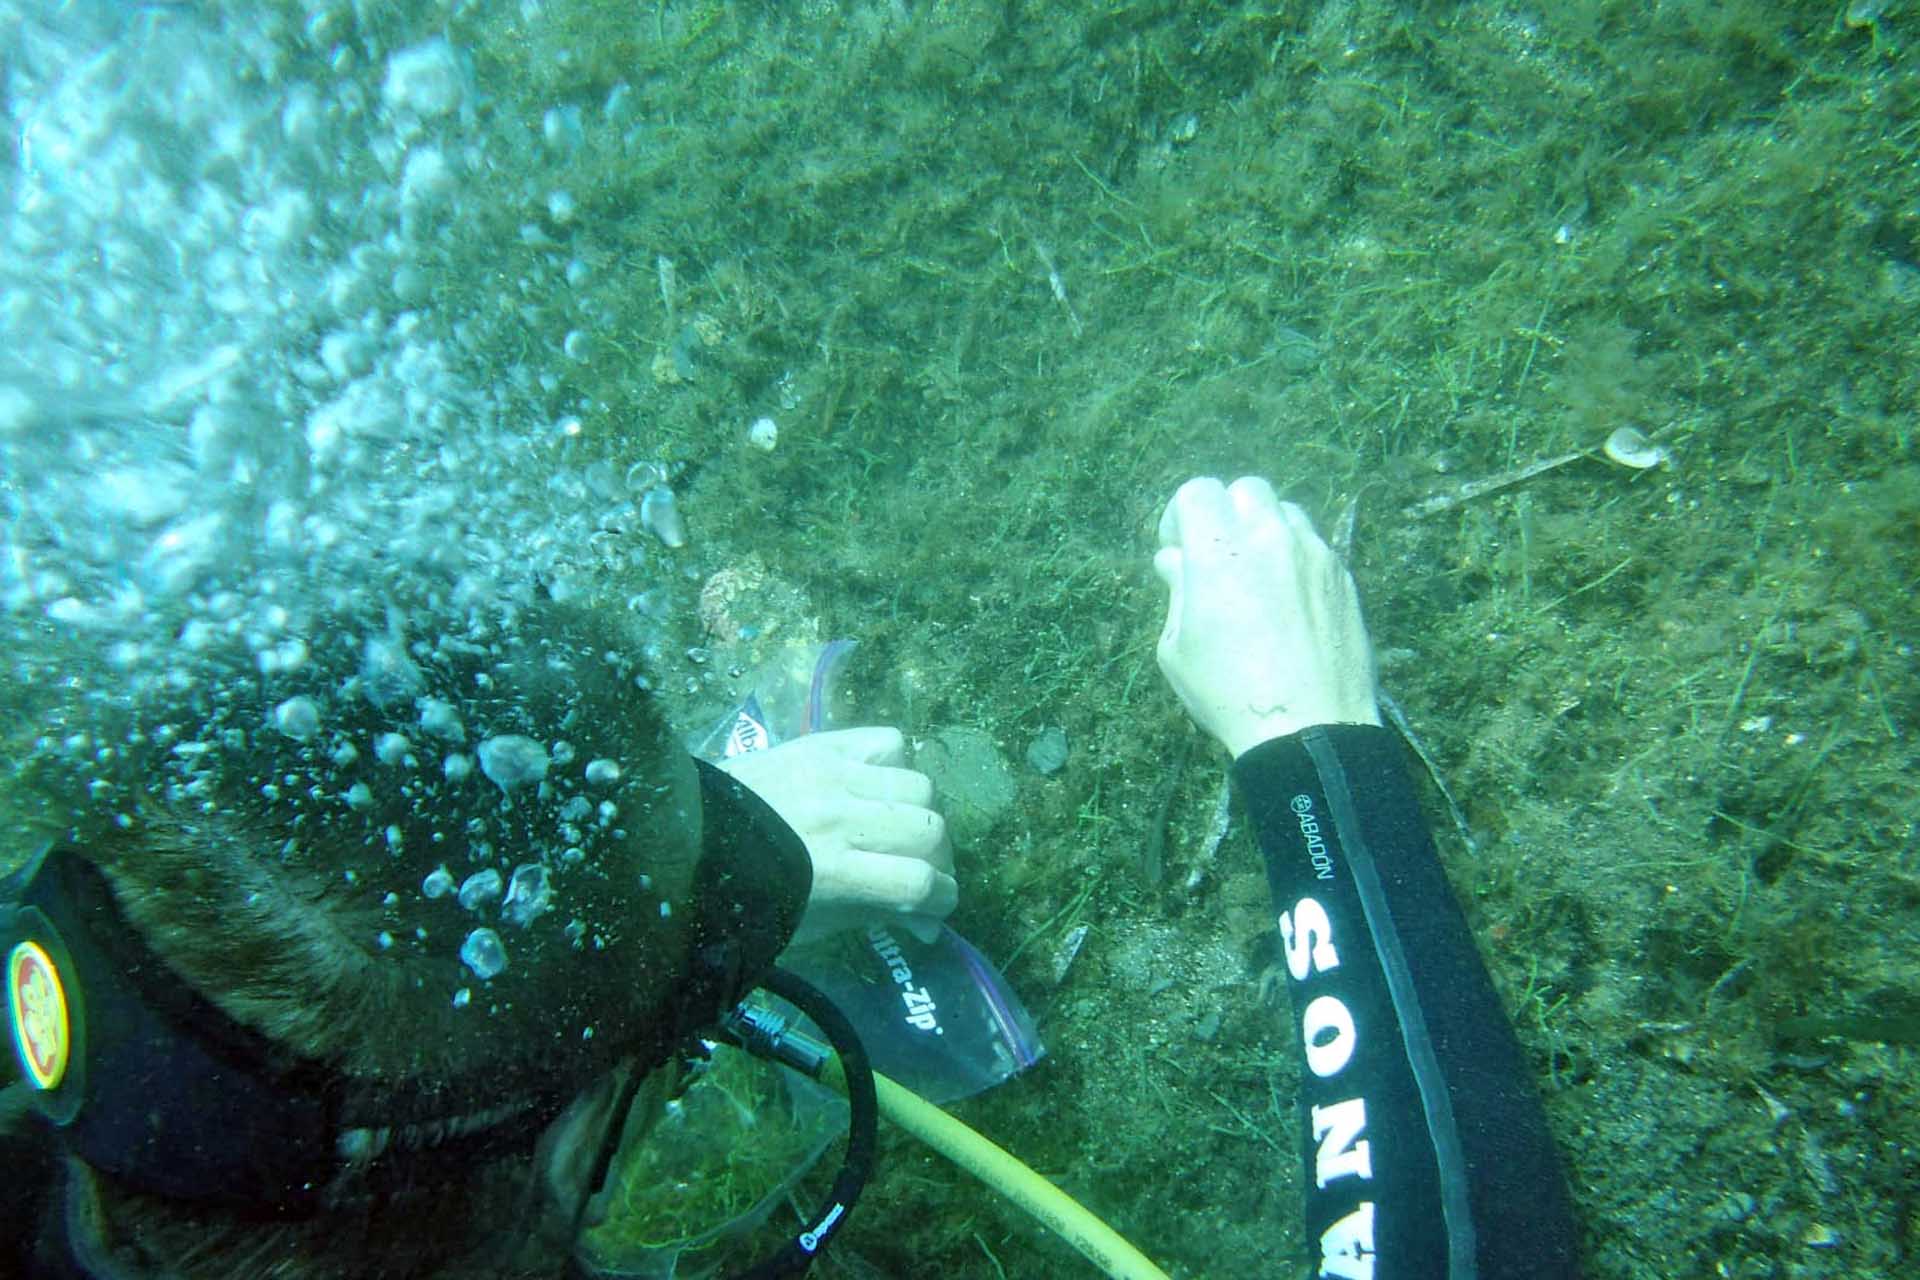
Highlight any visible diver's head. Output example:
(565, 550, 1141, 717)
(93, 600, 712, 1077)
(4, 596, 808, 1275)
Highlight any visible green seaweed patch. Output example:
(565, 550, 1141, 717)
(1775, 1011, 1920, 1047)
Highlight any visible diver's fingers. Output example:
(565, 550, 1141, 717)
(1158, 475, 1232, 553)
(1153, 545, 1183, 591)
(894, 913, 944, 945)
(810, 725, 907, 767)
(1225, 475, 1286, 528)
(842, 800, 951, 873)
(848, 760, 935, 809)
(814, 849, 959, 919)
(1154, 547, 1185, 646)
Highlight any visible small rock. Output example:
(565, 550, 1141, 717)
(916, 727, 1017, 847)
(1026, 726, 1070, 776)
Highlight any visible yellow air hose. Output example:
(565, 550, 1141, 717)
(824, 1059, 1172, 1280)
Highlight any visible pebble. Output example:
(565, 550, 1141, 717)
(1026, 726, 1070, 776)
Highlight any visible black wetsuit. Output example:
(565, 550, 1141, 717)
(1236, 723, 1582, 1279)
(0, 760, 811, 1280)
(5, 725, 1583, 1278)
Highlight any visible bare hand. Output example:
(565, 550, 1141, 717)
(716, 726, 956, 943)
(1154, 476, 1380, 757)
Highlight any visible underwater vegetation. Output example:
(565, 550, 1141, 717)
(443, 4, 1920, 1271)
(6, 0, 1918, 1275)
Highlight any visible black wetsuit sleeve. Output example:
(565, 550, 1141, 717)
(1233, 724, 1581, 1280)
(1, 1084, 57, 1275)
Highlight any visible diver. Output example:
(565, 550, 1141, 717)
(1152, 475, 1583, 1278)
(0, 599, 952, 1279)
(2, 473, 1581, 1280)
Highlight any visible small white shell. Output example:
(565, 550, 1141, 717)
(1050, 923, 1090, 986)
(1603, 426, 1670, 470)
(641, 484, 686, 547)
(747, 416, 778, 452)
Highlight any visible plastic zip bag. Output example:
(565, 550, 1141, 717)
(696, 640, 1045, 1102)
(692, 638, 857, 759)
(784, 921, 1044, 1106)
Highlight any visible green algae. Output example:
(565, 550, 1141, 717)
(444, 1, 1920, 1273)
(456, 3, 1918, 1274)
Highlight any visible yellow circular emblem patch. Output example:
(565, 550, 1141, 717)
(7, 939, 70, 1090)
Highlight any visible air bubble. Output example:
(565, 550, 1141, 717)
(542, 104, 584, 150)
(418, 698, 465, 741)
(458, 868, 503, 911)
(502, 864, 554, 927)
(460, 928, 507, 980)
(478, 734, 548, 793)
(383, 40, 465, 118)
(274, 696, 320, 740)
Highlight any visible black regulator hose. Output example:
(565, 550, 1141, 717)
(727, 965, 877, 1280)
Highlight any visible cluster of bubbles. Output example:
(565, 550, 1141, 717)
(0, 2, 685, 1003)
(0, 2, 647, 765)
